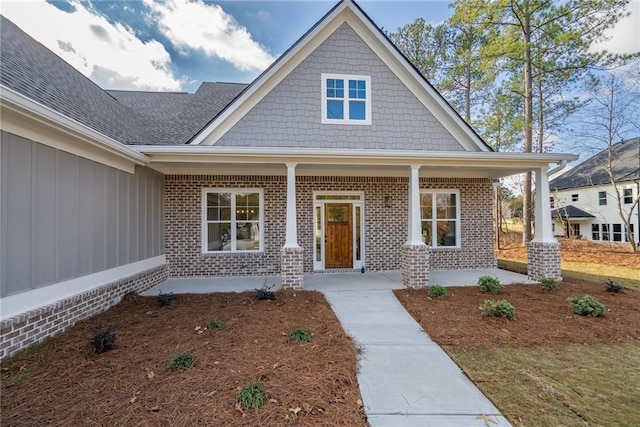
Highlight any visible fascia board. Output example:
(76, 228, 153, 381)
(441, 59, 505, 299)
(0, 85, 149, 168)
(190, 3, 350, 146)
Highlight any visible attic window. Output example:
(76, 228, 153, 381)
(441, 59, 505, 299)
(321, 74, 371, 125)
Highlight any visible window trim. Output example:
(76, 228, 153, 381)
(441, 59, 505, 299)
(598, 191, 607, 206)
(201, 188, 264, 253)
(571, 193, 579, 202)
(623, 188, 633, 204)
(420, 189, 462, 249)
(321, 73, 372, 125)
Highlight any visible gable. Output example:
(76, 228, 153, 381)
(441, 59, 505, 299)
(215, 24, 464, 152)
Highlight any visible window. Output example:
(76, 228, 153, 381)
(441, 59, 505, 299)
(571, 223, 581, 238)
(591, 224, 600, 240)
(550, 196, 555, 208)
(571, 194, 579, 202)
(420, 190, 460, 248)
(598, 191, 607, 205)
(321, 74, 371, 125)
(623, 188, 633, 204)
(626, 224, 635, 242)
(203, 189, 263, 252)
(613, 224, 622, 242)
(602, 224, 610, 241)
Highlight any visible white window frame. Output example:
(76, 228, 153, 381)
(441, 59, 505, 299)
(598, 191, 607, 205)
(321, 73, 372, 125)
(420, 189, 462, 249)
(571, 193, 579, 202)
(201, 188, 264, 253)
(623, 188, 633, 204)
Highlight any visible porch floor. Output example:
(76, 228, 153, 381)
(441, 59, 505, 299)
(141, 268, 536, 295)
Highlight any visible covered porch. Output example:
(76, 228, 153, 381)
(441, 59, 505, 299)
(141, 268, 537, 295)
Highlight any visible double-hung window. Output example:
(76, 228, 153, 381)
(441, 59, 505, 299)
(203, 189, 263, 252)
(598, 191, 607, 205)
(623, 188, 633, 204)
(420, 190, 461, 248)
(321, 74, 371, 125)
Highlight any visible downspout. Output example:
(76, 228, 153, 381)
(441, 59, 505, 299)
(547, 159, 568, 177)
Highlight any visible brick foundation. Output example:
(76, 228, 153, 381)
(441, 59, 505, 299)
(526, 241, 562, 281)
(402, 244, 430, 288)
(0, 264, 167, 361)
(281, 247, 304, 290)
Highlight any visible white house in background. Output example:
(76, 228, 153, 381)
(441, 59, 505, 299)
(550, 137, 640, 244)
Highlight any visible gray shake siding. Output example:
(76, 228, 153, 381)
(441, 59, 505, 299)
(0, 131, 165, 298)
(217, 24, 464, 151)
(164, 175, 495, 277)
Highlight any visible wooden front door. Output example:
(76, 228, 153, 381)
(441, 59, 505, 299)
(324, 203, 353, 268)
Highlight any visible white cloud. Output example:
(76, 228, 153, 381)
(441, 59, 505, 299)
(591, 0, 640, 55)
(1, 0, 183, 91)
(143, 0, 275, 72)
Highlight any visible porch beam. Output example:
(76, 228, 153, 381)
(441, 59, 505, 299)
(284, 163, 300, 248)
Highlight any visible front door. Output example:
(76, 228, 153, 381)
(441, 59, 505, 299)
(324, 203, 353, 268)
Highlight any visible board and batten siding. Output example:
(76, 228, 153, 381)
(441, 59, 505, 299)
(1, 131, 164, 298)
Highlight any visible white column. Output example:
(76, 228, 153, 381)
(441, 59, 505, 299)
(407, 165, 425, 246)
(533, 167, 556, 243)
(284, 163, 300, 248)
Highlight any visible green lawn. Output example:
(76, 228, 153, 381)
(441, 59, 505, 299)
(446, 342, 640, 427)
(497, 259, 640, 290)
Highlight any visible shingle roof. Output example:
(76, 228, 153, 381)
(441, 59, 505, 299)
(551, 205, 595, 219)
(107, 82, 246, 145)
(550, 138, 640, 190)
(0, 15, 151, 144)
(1, 15, 247, 146)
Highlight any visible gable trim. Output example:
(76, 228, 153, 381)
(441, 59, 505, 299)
(189, 0, 490, 152)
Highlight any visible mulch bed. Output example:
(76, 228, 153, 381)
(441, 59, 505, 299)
(1, 291, 367, 426)
(395, 281, 640, 348)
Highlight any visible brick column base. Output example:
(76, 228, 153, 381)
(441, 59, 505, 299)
(281, 247, 304, 290)
(527, 241, 562, 281)
(402, 244, 430, 288)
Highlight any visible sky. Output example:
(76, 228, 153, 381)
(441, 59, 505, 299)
(3, 0, 636, 94)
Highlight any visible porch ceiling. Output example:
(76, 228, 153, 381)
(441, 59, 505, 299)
(134, 146, 578, 179)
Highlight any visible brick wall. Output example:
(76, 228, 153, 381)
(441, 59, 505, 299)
(0, 265, 167, 361)
(165, 175, 496, 276)
(527, 241, 562, 280)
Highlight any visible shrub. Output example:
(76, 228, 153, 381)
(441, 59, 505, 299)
(237, 381, 268, 409)
(540, 276, 557, 291)
(481, 300, 516, 320)
(288, 328, 313, 343)
(478, 276, 502, 294)
(604, 280, 623, 293)
(568, 295, 605, 317)
(255, 284, 276, 300)
(207, 320, 226, 329)
(428, 285, 447, 298)
(157, 291, 176, 307)
(91, 327, 117, 355)
(167, 352, 196, 370)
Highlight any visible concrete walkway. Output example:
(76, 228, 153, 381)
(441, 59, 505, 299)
(322, 289, 512, 426)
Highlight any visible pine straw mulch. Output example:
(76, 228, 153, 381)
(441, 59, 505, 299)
(496, 233, 640, 270)
(1, 291, 367, 426)
(394, 281, 640, 348)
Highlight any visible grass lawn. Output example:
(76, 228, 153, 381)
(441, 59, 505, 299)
(446, 342, 640, 427)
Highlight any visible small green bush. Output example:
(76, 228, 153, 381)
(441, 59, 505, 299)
(207, 320, 226, 329)
(478, 276, 502, 294)
(288, 328, 313, 343)
(237, 381, 268, 409)
(167, 352, 196, 370)
(540, 276, 557, 291)
(481, 300, 516, 320)
(428, 285, 447, 298)
(91, 327, 117, 355)
(568, 295, 605, 317)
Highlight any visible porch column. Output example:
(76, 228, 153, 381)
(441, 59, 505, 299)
(282, 163, 304, 290)
(402, 165, 430, 288)
(527, 167, 562, 281)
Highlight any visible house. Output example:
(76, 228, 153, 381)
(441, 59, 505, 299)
(0, 0, 577, 360)
(550, 138, 640, 244)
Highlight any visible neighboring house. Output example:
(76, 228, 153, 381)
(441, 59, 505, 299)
(0, 0, 576, 360)
(550, 138, 640, 244)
